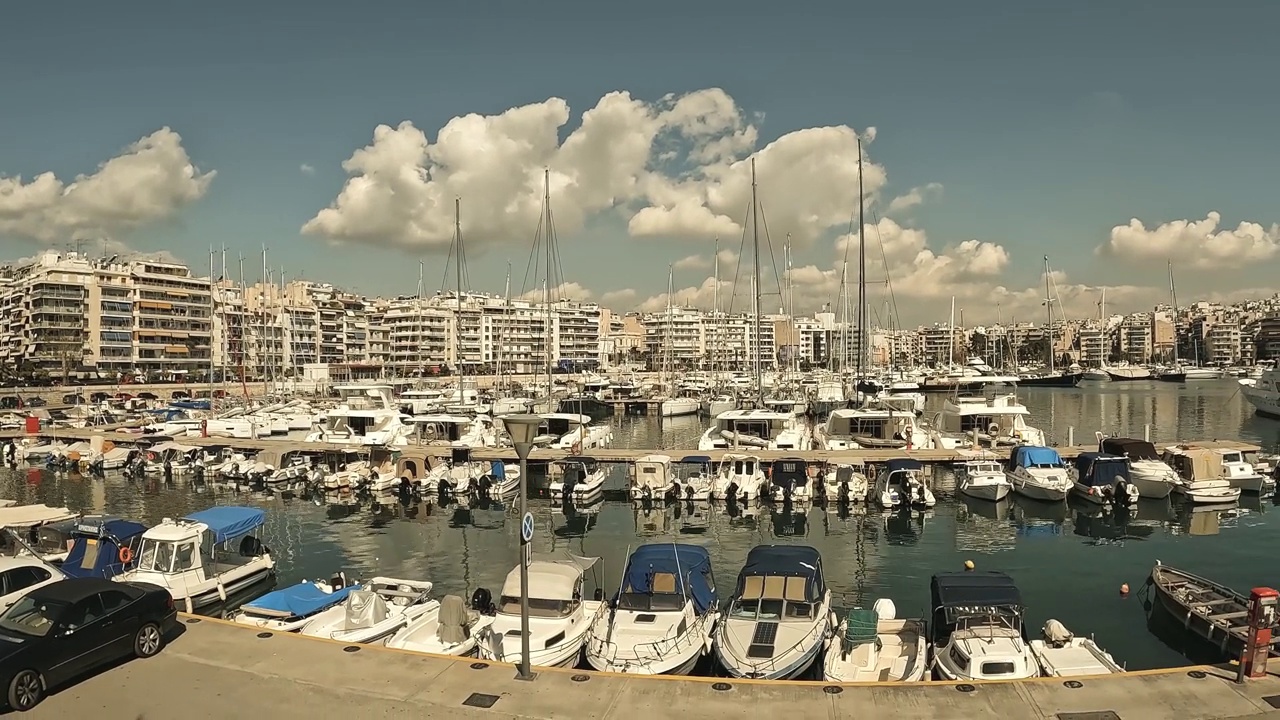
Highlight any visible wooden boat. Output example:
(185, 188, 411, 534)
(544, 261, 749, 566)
(1148, 562, 1280, 659)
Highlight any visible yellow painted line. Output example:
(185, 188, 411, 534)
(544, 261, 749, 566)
(176, 613, 1222, 688)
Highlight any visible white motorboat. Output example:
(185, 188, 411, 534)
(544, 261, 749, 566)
(1160, 446, 1244, 504)
(479, 554, 605, 668)
(585, 544, 718, 675)
(516, 413, 613, 451)
(929, 394, 1046, 449)
(698, 408, 812, 452)
(1030, 619, 1124, 676)
(768, 457, 813, 502)
(873, 459, 936, 508)
(385, 594, 496, 657)
(403, 414, 499, 448)
(1216, 449, 1275, 495)
(713, 545, 832, 680)
(1080, 368, 1109, 382)
(1005, 446, 1072, 502)
(1097, 435, 1178, 499)
(305, 385, 412, 447)
(548, 457, 607, 503)
(1069, 453, 1140, 507)
(0, 504, 80, 562)
(929, 571, 1039, 681)
(299, 577, 437, 644)
(629, 454, 676, 501)
(822, 598, 926, 683)
(1242, 368, 1280, 419)
(955, 456, 1012, 502)
(232, 575, 358, 632)
(672, 455, 715, 501)
(819, 463, 870, 504)
(659, 396, 701, 418)
(114, 506, 275, 612)
(816, 407, 930, 451)
(710, 454, 767, 501)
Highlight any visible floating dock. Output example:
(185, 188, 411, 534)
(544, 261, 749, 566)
(29, 614, 1280, 719)
(0, 426, 1261, 465)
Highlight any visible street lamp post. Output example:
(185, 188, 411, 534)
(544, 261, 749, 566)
(502, 414, 542, 682)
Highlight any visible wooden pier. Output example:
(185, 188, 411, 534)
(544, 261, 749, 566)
(0, 426, 1261, 466)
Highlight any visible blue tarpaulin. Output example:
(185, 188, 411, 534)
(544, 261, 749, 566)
(621, 544, 717, 614)
(242, 581, 355, 619)
(1011, 446, 1063, 469)
(490, 461, 506, 479)
(185, 506, 266, 544)
(1075, 452, 1129, 487)
(62, 518, 147, 579)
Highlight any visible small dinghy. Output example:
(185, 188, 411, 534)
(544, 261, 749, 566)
(822, 599, 927, 683)
(1149, 562, 1280, 659)
(1029, 619, 1124, 676)
(232, 575, 358, 632)
(299, 577, 436, 644)
(385, 593, 495, 657)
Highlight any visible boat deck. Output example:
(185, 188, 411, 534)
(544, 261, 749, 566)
(22, 615, 1280, 719)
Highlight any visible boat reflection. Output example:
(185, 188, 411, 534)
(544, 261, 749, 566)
(1069, 496, 1154, 544)
(955, 496, 1015, 553)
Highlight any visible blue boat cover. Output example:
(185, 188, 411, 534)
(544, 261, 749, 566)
(62, 519, 148, 579)
(736, 545, 825, 601)
(885, 458, 923, 473)
(243, 581, 355, 618)
(621, 544, 717, 613)
(170, 399, 212, 411)
(185, 506, 267, 544)
(1011, 446, 1062, 468)
(490, 461, 506, 479)
(1075, 452, 1129, 487)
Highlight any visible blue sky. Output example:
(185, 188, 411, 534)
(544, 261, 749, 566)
(2, 1, 1277, 324)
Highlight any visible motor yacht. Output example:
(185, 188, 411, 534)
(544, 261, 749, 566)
(955, 456, 1012, 502)
(713, 545, 833, 680)
(816, 407, 930, 451)
(305, 385, 412, 447)
(873, 459, 936, 508)
(698, 408, 812, 452)
(114, 506, 275, 612)
(929, 571, 1038, 681)
(930, 395, 1045, 449)
(818, 462, 870, 504)
(822, 598, 926, 683)
(768, 457, 813, 502)
(710, 453, 767, 501)
(1242, 368, 1280, 419)
(514, 413, 613, 451)
(629, 454, 676, 501)
(548, 457, 608, 503)
(585, 544, 718, 675)
(1096, 435, 1178, 499)
(403, 414, 499, 447)
(479, 554, 604, 668)
(1005, 446, 1072, 502)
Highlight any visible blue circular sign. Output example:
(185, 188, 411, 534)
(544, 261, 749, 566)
(521, 512, 534, 543)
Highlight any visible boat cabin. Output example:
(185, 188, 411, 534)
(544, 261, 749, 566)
(500, 558, 595, 620)
(403, 414, 474, 443)
(729, 545, 825, 622)
(61, 517, 147, 579)
(630, 455, 673, 494)
(126, 506, 269, 589)
(614, 544, 716, 614)
(770, 458, 809, 497)
(930, 571, 1034, 680)
(1161, 446, 1223, 483)
(1074, 453, 1130, 489)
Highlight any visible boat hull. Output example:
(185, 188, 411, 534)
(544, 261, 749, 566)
(959, 482, 1010, 502)
(1017, 373, 1083, 388)
(1130, 476, 1176, 500)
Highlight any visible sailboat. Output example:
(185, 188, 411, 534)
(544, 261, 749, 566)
(658, 265, 699, 418)
(1017, 256, 1082, 387)
(1157, 262, 1220, 382)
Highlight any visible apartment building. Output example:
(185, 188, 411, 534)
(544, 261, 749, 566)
(1076, 324, 1108, 367)
(1118, 314, 1152, 364)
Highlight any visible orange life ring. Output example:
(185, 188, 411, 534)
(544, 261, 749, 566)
(118, 546, 133, 564)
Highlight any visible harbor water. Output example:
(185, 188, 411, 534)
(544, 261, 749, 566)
(3, 380, 1279, 672)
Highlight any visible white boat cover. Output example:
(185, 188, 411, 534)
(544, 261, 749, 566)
(438, 594, 474, 645)
(152, 441, 200, 453)
(500, 552, 598, 600)
(0, 505, 77, 529)
(344, 590, 388, 630)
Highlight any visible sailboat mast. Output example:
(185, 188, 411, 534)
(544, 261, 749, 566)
(750, 158, 763, 409)
(664, 265, 673, 388)
(500, 261, 511, 391)
(454, 197, 464, 403)
(856, 136, 866, 383)
(1168, 261, 1179, 365)
(712, 236, 720, 382)
(542, 169, 553, 401)
(1044, 255, 1054, 374)
(208, 248, 216, 397)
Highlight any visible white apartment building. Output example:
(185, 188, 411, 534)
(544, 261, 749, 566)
(1076, 324, 1107, 367)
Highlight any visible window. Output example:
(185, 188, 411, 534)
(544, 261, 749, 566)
(0, 596, 68, 637)
(78, 539, 103, 570)
(174, 542, 196, 570)
(97, 591, 132, 614)
(138, 540, 176, 572)
(59, 596, 104, 631)
(2, 566, 52, 596)
(949, 644, 969, 672)
(498, 596, 577, 618)
(981, 661, 1016, 676)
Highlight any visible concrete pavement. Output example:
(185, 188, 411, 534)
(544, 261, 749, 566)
(21, 615, 1280, 719)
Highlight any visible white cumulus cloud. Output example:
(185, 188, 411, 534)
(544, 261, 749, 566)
(0, 128, 214, 243)
(1099, 212, 1280, 269)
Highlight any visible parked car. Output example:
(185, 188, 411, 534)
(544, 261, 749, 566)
(60, 394, 84, 406)
(0, 558, 63, 614)
(0, 578, 177, 711)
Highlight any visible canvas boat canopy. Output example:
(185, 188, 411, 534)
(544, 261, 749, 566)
(243, 581, 356, 619)
(678, 455, 713, 465)
(1075, 453, 1130, 487)
(885, 458, 923, 474)
(184, 506, 267, 544)
(1011, 446, 1063, 469)
(734, 545, 824, 603)
(501, 553, 598, 601)
(0, 504, 78, 529)
(62, 518, 147, 579)
(618, 543, 716, 613)
(930, 570, 1025, 633)
(1101, 437, 1160, 461)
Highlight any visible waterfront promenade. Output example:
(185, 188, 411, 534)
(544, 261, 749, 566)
(24, 615, 1280, 719)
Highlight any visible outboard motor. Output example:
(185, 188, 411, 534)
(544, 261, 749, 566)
(476, 473, 493, 498)
(684, 483, 695, 500)
(725, 481, 739, 504)
(470, 587, 495, 616)
(398, 476, 414, 497)
(437, 475, 452, 503)
(563, 469, 579, 500)
(329, 572, 349, 591)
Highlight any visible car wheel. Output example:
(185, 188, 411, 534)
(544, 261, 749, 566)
(135, 622, 163, 658)
(7, 670, 43, 712)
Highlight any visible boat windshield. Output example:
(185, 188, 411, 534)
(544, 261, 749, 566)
(136, 538, 199, 573)
(731, 597, 813, 620)
(498, 595, 579, 619)
(617, 591, 686, 612)
(0, 595, 69, 638)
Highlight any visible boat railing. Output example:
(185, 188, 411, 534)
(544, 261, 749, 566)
(720, 608, 830, 676)
(587, 613, 711, 667)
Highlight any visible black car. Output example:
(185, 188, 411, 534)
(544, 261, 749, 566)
(0, 578, 177, 711)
